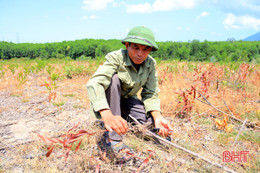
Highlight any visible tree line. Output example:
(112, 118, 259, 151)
(0, 39, 259, 62)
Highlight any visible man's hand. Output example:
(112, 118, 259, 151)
(151, 111, 173, 137)
(99, 109, 128, 135)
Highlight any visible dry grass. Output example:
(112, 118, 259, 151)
(0, 59, 259, 172)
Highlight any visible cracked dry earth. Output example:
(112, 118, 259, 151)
(0, 75, 94, 171)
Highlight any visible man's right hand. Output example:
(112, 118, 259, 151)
(99, 109, 128, 135)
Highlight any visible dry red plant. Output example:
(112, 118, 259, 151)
(192, 66, 214, 98)
(236, 63, 250, 85)
(37, 121, 102, 159)
(40, 77, 58, 102)
(37, 122, 155, 172)
(174, 86, 196, 118)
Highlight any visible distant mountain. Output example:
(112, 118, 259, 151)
(243, 32, 260, 41)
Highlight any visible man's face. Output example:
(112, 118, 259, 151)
(125, 42, 153, 65)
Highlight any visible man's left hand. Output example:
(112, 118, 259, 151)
(154, 117, 173, 137)
(151, 111, 173, 137)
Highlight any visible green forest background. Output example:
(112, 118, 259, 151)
(1, 39, 260, 63)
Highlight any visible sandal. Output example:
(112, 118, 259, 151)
(110, 140, 133, 154)
(97, 136, 134, 163)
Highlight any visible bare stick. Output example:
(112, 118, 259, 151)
(195, 88, 242, 123)
(129, 114, 237, 173)
(232, 118, 247, 151)
(199, 106, 223, 116)
(223, 100, 234, 118)
(202, 143, 222, 159)
(195, 88, 260, 130)
(196, 98, 209, 105)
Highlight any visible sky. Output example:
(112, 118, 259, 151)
(1, 0, 260, 43)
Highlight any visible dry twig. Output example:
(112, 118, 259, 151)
(232, 118, 248, 151)
(195, 88, 242, 123)
(194, 88, 259, 130)
(223, 100, 235, 118)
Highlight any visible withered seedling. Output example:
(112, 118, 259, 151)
(37, 121, 103, 159)
(37, 122, 155, 172)
(234, 63, 250, 89)
(40, 77, 59, 102)
(158, 66, 169, 85)
(211, 65, 224, 92)
(192, 66, 214, 99)
(174, 86, 196, 118)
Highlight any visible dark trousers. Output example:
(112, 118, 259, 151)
(104, 74, 153, 141)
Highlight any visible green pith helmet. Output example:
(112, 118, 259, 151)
(121, 26, 158, 51)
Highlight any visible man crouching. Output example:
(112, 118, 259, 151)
(86, 26, 173, 160)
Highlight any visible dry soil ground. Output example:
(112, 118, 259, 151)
(0, 75, 96, 172)
(0, 70, 259, 173)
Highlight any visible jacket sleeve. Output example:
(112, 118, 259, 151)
(141, 59, 161, 113)
(86, 52, 120, 112)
